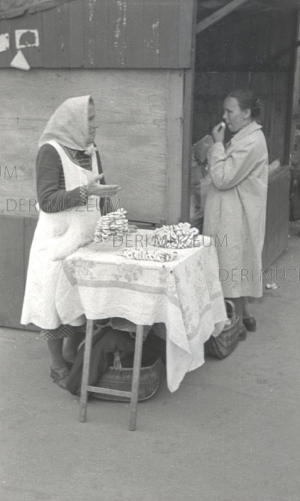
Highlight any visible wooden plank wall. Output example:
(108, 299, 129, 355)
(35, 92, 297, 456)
(193, 9, 296, 164)
(0, 214, 38, 330)
(0, 215, 24, 329)
(0, 68, 183, 225)
(0, 0, 194, 69)
(262, 166, 291, 270)
(193, 71, 290, 164)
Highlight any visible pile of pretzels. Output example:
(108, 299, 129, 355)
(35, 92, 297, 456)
(94, 208, 129, 242)
(151, 222, 200, 249)
(117, 247, 178, 262)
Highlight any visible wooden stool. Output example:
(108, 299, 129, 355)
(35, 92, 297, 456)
(79, 320, 144, 431)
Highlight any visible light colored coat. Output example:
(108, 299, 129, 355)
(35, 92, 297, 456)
(203, 121, 269, 298)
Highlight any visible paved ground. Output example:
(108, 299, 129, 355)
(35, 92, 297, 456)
(1, 224, 300, 501)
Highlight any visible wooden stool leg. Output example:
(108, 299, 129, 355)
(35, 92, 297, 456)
(129, 325, 144, 431)
(79, 319, 94, 423)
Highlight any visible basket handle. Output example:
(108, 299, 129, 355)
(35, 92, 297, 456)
(225, 299, 238, 324)
(113, 351, 122, 369)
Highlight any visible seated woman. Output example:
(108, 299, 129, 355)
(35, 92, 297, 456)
(21, 95, 120, 389)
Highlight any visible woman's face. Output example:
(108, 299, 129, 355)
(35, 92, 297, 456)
(87, 102, 97, 144)
(222, 97, 250, 133)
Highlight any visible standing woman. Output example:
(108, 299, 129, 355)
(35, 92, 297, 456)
(21, 95, 119, 389)
(203, 89, 269, 339)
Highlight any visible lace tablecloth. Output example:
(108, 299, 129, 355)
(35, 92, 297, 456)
(56, 231, 227, 392)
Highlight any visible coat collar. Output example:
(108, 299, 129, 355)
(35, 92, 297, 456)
(230, 121, 262, 145)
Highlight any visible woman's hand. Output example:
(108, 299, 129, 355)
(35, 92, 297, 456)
(86, 174, 120, 197)
(212, 122, 226, 143)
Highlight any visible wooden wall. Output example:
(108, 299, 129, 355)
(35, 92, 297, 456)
(262, 166, 291, 270)
(193, 8, 296, 164)
(0, 0, 194, 69)
(0, 68, 183, 224)
(0, 214, 38, 330)
(193, 71, 291, 164)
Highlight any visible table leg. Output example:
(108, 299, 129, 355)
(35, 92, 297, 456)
(129, 325, 144, 431)
(79, 319, 94, 423)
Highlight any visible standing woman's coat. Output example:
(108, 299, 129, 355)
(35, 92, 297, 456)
(203, 121, 269, 298)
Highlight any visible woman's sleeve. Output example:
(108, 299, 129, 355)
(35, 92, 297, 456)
(207, 138, 260, 190)
(96, 148, 106, 184)
(95, 146, 107, 214)
(36, 144, 88, 213)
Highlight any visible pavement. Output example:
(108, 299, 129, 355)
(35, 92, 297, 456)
(1, 223, 300, 501)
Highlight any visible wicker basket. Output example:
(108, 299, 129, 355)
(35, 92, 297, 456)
(92, 352, 163, 402)
(204, 300, 240, 359)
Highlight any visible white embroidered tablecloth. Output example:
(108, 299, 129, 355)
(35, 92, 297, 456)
(55, 231, 227, 392)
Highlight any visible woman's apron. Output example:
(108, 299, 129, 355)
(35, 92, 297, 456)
(21, 140, 100, 329)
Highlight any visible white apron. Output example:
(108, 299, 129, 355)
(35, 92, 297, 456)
(21, 140, 101, 329)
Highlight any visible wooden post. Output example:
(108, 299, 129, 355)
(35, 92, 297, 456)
(129, 325, 144, 431)
(287, 10, 300, 220)
(287, 11, 300, 165)
(79, 319, 94, 423)
(181, 0, 197, 223)
(166, 70, 184, 225)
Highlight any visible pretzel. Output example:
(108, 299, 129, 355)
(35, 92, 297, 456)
(151, 222, 199, 249)
(94, 208, 129, 242)
(118, 247, 178, 262)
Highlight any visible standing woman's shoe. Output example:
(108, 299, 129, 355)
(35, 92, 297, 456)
(238, 325, 247, 341)
(243, 316, 257, 331)
(50, 367, 70, 390)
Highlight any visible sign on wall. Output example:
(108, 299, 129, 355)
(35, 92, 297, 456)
(0, 33, 9, 52)
(15, 29, 39, 49)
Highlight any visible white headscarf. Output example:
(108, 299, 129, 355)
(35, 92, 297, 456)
(39, 95, 93, 151)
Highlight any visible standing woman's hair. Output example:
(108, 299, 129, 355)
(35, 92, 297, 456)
(227, 89, 262, 118)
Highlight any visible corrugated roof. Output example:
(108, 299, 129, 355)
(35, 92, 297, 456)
(2, 0, 300, 19)
(198, 0, 300, 10)
(0, 0, 194, 69)
(197, 0, 300, 17)
(197, 0, 300, 25)
(0, 1, 42, 14)
(0, 0, 69, 17)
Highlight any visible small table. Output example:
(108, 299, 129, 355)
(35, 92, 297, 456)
(56, 231, 227, 429)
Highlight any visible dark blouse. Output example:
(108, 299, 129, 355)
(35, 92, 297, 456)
(36, 143, 105, 213)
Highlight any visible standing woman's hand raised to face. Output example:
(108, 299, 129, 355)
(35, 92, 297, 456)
(212, 121, 226, 143)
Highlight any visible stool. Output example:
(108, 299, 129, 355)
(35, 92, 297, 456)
(79, 320, 145, 431)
